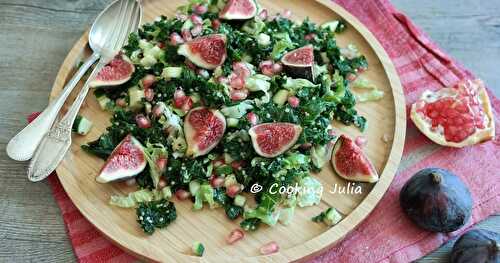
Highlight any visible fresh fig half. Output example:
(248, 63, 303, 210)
(178, 34, 227, 69)
(96, 134, 146, 183)
(89, 53, 135, 88)
(248, 122, 302, 158)
(331, 134, 378, 183)
(184, 107, 226, 157)
(411, 79, 495, 147)
(281, 45, 315, 81)
(219, 0, 258, 20)
(451, 229, 500, 263)
(400, 168, 473, 233)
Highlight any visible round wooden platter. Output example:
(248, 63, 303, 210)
(50, 0, 406, 262)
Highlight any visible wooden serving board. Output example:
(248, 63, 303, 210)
(49, 0, 406, 262)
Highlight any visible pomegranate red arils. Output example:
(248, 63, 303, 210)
(247, 112, 258, 126)
(170, 32, 184, 46)
(144, 88, 154, 102)
(135, 114, 151, 129)
(142, 74, 155, 89)
(152, 103, 165, 117)
(181, 29, 193, 42)
(304, 33, 317, 41)
(282, 9, 292, 19)
(230, 89, 248, 101)
(212, 19, 221, 30)
(230, 75, 245, 90)
(191, 24, 203, 37)
(175, 189, 191, 200)
(115, 98, 127, 108)
(174, 88, 187, 108)
(210, 176, 225, 188)
(258, 9, 268, 20)
(272, 63, 283, 74)
(226, 184, 241, 198)
(226, 229, 245, 245)
(156, 157, 167, 172)
(190, 14, 203, 25)
(233, 62, 251, 78)
(230, 160, 246, 170)
(355, 136, 367, 148)
(157, 178, 167, 189)
(192, 4, 208, 15)
(197, 68, 210, 79)
(260, 241, 280, 255)
(287, 96, 300, 108)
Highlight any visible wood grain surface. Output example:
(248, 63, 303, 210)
(0, 0, 498, 262)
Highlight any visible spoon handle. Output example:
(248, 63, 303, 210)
(6, 52, 100, 161)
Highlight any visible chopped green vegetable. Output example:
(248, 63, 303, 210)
(136, 199, 176, 235)
(110, 188, 172, 208)
(72, 115, 93, 135)
(312, 207, 343, 227)
(192, 241, 205, 257)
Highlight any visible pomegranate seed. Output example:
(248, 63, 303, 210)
(158, 178, 167, 189)
(197, 68, 210, 79)
(258, 9, 268, 20)
(328, 129, 336, 136)
(355, 136, 367, 148)
(144, 88, 154, 102)
(185, 60, 197, 71)
(272, 63, 283, 74)
(226, 184, 241, 198)
(181, 30, 192, 42)
(233, 62, 251, 78)
(135, 114, 151, 129)
(212, 19, 221, 30)
(181, 97, 194, 112)
(212, 158, 225, 167)
(157, 42, 165, 49)
(226, 229, 245, 245)
(210, 176, 225, 188)
(300, 142, 312, 150)
(191, 24, 203, 37)
(216, 76, 229, 84)
(170, 32, 184, 46)
(259, 60, 273, 69)
(288, 96, 300, 108)
(174, 88, 187, 108)
(261, 65, 274, 76)
(190, 14, 203, 25)
(230, 76, 245, 90)
(125, 178, 136, 186)
(230, 89, 248, 101)
(282, 9, 292, 19)
(231, 160, 245, 170)
(247, 112, 258, 125)
(175, 189, 191, 200)
(115, 98, 127, 107)
(152, 103, 165, 117)
(304, 33, 317, 41)
(192, 4, 208, 15)
(260, 241, 280, 255)
(358, 65, 368, 73)
(346, 73, 357, 82)
(156, 157, 168, 172)
(142, 74, 156, 89)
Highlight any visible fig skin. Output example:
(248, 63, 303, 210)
(399, 168, 473, 233)
(451, 229, 500, 263)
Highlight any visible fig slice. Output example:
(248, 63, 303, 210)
(219, 0, 258, 20)
(331, 134, 378, 183)
(410, 79, 495, 147)
(281, 45, 315, 81)
(89, 53, 135, 88)
(184, 107, 227, 157)
(96, 134, 146, 183)
(248, 122, 302, 158)
(177, 34, 227, 69)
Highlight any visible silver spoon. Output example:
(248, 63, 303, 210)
(6, 0, 137, 161)
(27, 0, 142, 182)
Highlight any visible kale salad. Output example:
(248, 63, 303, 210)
(81, 0, 384, 243)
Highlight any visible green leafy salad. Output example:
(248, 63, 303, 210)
(82, 0, 383, 237)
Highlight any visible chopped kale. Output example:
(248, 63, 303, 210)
(136, 199, 176, 235)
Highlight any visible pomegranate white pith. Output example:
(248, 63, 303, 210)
(410, 79, 495, 148)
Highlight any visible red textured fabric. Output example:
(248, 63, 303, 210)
(29, 0, 500, 262)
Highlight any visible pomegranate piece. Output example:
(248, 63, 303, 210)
(226, 184, 241, 198)
(287, 96, 300, 108)
(260, 241, 280, 255)
(226, 229, 245, 244)
(411, 79, 495, 147)
(175, 189, 191, 200)
(210, 176, 225, 188)
(135, 114, 151, 129)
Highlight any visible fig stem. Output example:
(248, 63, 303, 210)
(430, 172, 442, 185)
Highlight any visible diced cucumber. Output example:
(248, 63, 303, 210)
(215, 165, 233, 176)
(189, 181, 201, 196)
(224, 174, 237, 188)
(96, 96, 111, 111)
(72, 115, 93, 135)
(324, 207, 342, 226)
(128, 86, 145, 111)
(234, 194, 246, 207)
(139, 39, 154, 50)
(161, 67, 183, 79)
(227, 118, 239, 127)
(140, 55, 157, 68)
(223, 153, 234, 164)
(278, 207, 295, 225)
(272, 89, 289, 106)
(162, 187, 172, 200)
(190, 93, 201, 104)
(192, 241, 204, 257)
(321, 21, 340, 32)
(182, 19, 194, 31)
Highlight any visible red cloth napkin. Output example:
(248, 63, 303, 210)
(31, 0, 500, 262)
